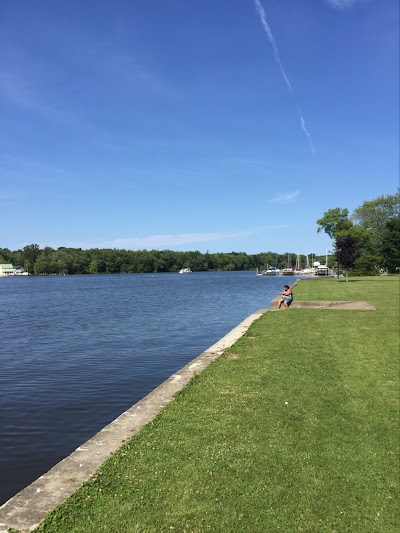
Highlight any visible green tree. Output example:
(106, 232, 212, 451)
(316, 208, 353, 239)
(88, 259, 100, 274)
(316, 193, 400, 276)
(379, 217, 400, 273)
(335, 234, 361, 281)
(351, 191, 400, 269)
(23, 244, 41, 273)
(352, 191, 400, 238)
(0, 248, 13, 263)
(352, 252, 380, 276)
(34, 256, 49, 275)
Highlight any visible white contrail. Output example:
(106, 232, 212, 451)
(254, 0, 293, 93)
(254, 0, 316, 156)
(298, 106, 316, 156)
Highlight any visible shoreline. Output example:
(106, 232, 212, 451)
(0, 309, 267, 533)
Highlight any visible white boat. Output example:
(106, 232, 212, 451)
(264, 266, 280, 276)
(179, 267, 192, 274)
(281, 254, 294, 275)
(258, 253, 280, 276)
(256, 265, 279, 276)
(315, 265, 330, 276)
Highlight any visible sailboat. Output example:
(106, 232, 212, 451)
(302, 255, 313, 275)
(315, 250, 332, 276)
(282, 254, 294, 275)
(256, 252, 279, 276)
(294, 254, 303, 274)
(264, 252, 279, 275)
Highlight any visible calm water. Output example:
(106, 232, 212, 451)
(0, 271, 298, 505)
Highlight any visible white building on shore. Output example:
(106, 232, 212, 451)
(0, 264, 28, 276)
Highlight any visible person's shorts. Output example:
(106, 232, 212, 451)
(282, 296, 293, 302)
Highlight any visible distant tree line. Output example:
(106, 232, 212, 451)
(3, 191, 397, 276)
(0, 247, 328, 276)
(317, 190, 400, 276)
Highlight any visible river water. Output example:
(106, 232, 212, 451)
(0, 271, 298, 505)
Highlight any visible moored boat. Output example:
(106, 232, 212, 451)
(282, 254, 294, 275)
(315, 265, 331, 276)
(293, 254, 303, 274)
(264, 266, 280, 276)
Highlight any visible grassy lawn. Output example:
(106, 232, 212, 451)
(33, 277, 399, 533)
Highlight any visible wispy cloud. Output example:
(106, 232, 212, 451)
(269, 191, 300, 204)
(324, 0, 368, 9)
(254, 0, 316, 156)
(102, 232, 255, 250)
(42, 227, 289, 251)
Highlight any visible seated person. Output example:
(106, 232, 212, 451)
(277, 284, 293, 309)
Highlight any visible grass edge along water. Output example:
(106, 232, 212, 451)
(30, 276, 400, 532)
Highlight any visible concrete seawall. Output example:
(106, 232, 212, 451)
(1, 278, 376, 532)
(0, 309, 267, 533)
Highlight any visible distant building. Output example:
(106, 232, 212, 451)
(0, 264, 28, 276)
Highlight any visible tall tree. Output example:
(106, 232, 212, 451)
(352, 191, 400, 238)
(316, 208, 353, 239)
(379, 217, 400, 273)
(351, 191, 400, 268)
(335, 234, 361, 282)
(23, 244, 41, 273)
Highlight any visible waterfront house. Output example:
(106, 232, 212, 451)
(0, 264, 28, 276)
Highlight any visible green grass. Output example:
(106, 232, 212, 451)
(34, 277, 399, 533)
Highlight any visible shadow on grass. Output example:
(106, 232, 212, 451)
(337, 279, 362, 283)
(337, 277, 399, 283)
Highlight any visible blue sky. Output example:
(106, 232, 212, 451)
(1, 0, 398, 255)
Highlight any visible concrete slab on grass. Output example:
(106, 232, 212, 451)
(270, 278, 375, 311)
(289, 300, 375, 310)
(270, 297, 375, 311)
